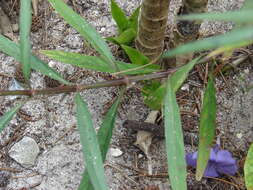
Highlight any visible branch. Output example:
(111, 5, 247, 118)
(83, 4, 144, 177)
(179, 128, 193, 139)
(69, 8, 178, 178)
(0, 69, 176, 97)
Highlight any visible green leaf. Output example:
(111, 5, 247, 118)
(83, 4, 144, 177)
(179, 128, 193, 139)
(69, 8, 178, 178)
(162, 26, 253, 58)
(179, 10, 253, 24)
(48, 0, 115, 67)
(0, 103, 24, 133)
(20, 0, 32, 81)
(143, 58, 199, 110)
(196, 76, 216, 180)
(41, 50, 158, 75)
(128, 6, 140, 31)
(164, 79, 187, 190)
(111, 0, 129, 33)
(241, 0, 253, 10)
(106, 28, 136, 45)
(75, 93, 109, 190)
(245, 143, 253, 190)
(121, 45, 149, 65)
(78, 91, 122, 190)
(0, 34, 69, 85)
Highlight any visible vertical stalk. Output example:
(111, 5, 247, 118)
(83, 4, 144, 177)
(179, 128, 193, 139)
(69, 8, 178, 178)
(136, 0, 170, 62)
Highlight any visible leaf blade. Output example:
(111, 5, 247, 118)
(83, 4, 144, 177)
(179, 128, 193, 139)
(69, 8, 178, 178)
(20, 0, 32, 81)
(121, 45, 149, 65)
(196, 76, 216, 180)
(244, 143, 253, 190)
(0, 103, 24, 133)
(111, 0, 129, 33)
(78, 91, 122, 190)
(75, 93, 109, 190)
(0, 34, 69, 84)
(162, 27, 253, 58)
(143, 58, 199, 110)
(179, 10, 253, 24)
(48, 0, 115, 66)
(164, 79, 187, 190)
(41, 50, 158, 75)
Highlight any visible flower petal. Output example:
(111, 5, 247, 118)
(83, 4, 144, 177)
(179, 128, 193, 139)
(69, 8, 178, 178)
(204, 162, 219, 177)
(216, 149, 238, 176)
(216, 150, 236, 165)
(186, 152, 198, 167)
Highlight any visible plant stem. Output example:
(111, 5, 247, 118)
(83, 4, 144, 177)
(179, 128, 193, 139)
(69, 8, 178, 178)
(0, 69, 176, 97)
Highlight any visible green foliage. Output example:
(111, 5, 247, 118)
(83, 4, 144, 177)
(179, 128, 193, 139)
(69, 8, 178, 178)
(179, 10, 253, 24)
(41, 50, 159, 75)
(196, 76, 216, 180)
(162, 26, 253, 58)
(121, 45, 149, 65)
(0, 34, 69, 85)
(164, 79, 187, 190)
(75, 93, 109, 190)
(20, 0, 32, 82)
(109, 0, 140, 45)
(48, 0, 116, 69)
(245, 144, 253, 190)
(143, 58, 199, 110)
(0, 103, 25, 133)
(111, 0, 129, 33)
(78, 93, 122, 190)
(106, 28, 136, 45)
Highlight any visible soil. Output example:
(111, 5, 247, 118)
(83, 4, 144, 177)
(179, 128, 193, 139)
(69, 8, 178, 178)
(0, 0, 252, 190)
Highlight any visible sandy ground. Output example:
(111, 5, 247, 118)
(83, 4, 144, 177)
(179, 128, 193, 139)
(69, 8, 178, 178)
(0, 0, 252, 189)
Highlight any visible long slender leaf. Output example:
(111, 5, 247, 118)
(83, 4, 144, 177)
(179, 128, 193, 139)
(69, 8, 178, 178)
(78, 91, 123, 190)
(164, 79, 187, 190)
(128, 6, 140, 32)
(111, 0, 129, 33)
(41, 50, 159, 75)
(162, 26, 253, 58)
(244, 143, 253, 190)
(0, 34, 69, 84)
(143, 58, 199, 110)
(47, 0, 115, 68)
(196, 76, 216, 180)
(0, 103, 24, 133)
(75, 93, 109, 190)
(179, 10, 253, 24)
(121, 45, 149, 65)
(20, 0, 32, 81)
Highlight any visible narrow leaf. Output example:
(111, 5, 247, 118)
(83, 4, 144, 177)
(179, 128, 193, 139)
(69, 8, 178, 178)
(20, 0, 32, 81)
(75, 93, 109, 190)
(128, 6, 140, 31)
(106, 28, 136, 45)
(196, 76, 216, 180)
(41, 50, 158, 75)
(48, 0, 115, 66)
(111, 0, 129, 33)
(244, 143, 253, 190)
(0, 34, 69, 84)
(143, 58, 199, 110)
(121, 45, 149, 65)
(162, 26, 253, 58)
(164, 79, 187, 190)
(0, 103, 24, 133)
(78, 91, 122, 190)
(179, 10, 253, 24)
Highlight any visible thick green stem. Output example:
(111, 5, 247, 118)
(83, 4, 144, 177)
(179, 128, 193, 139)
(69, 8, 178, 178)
(136, 0, 170, 62)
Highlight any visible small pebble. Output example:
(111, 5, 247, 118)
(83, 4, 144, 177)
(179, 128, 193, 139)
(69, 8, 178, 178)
(109, 147, 123, 157)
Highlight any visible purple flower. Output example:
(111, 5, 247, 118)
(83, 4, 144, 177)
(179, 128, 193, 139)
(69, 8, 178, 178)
(186, 145, 238, 177)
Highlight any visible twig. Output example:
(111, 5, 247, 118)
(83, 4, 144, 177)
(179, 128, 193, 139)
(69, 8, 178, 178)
(0, 69, 176, 97)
